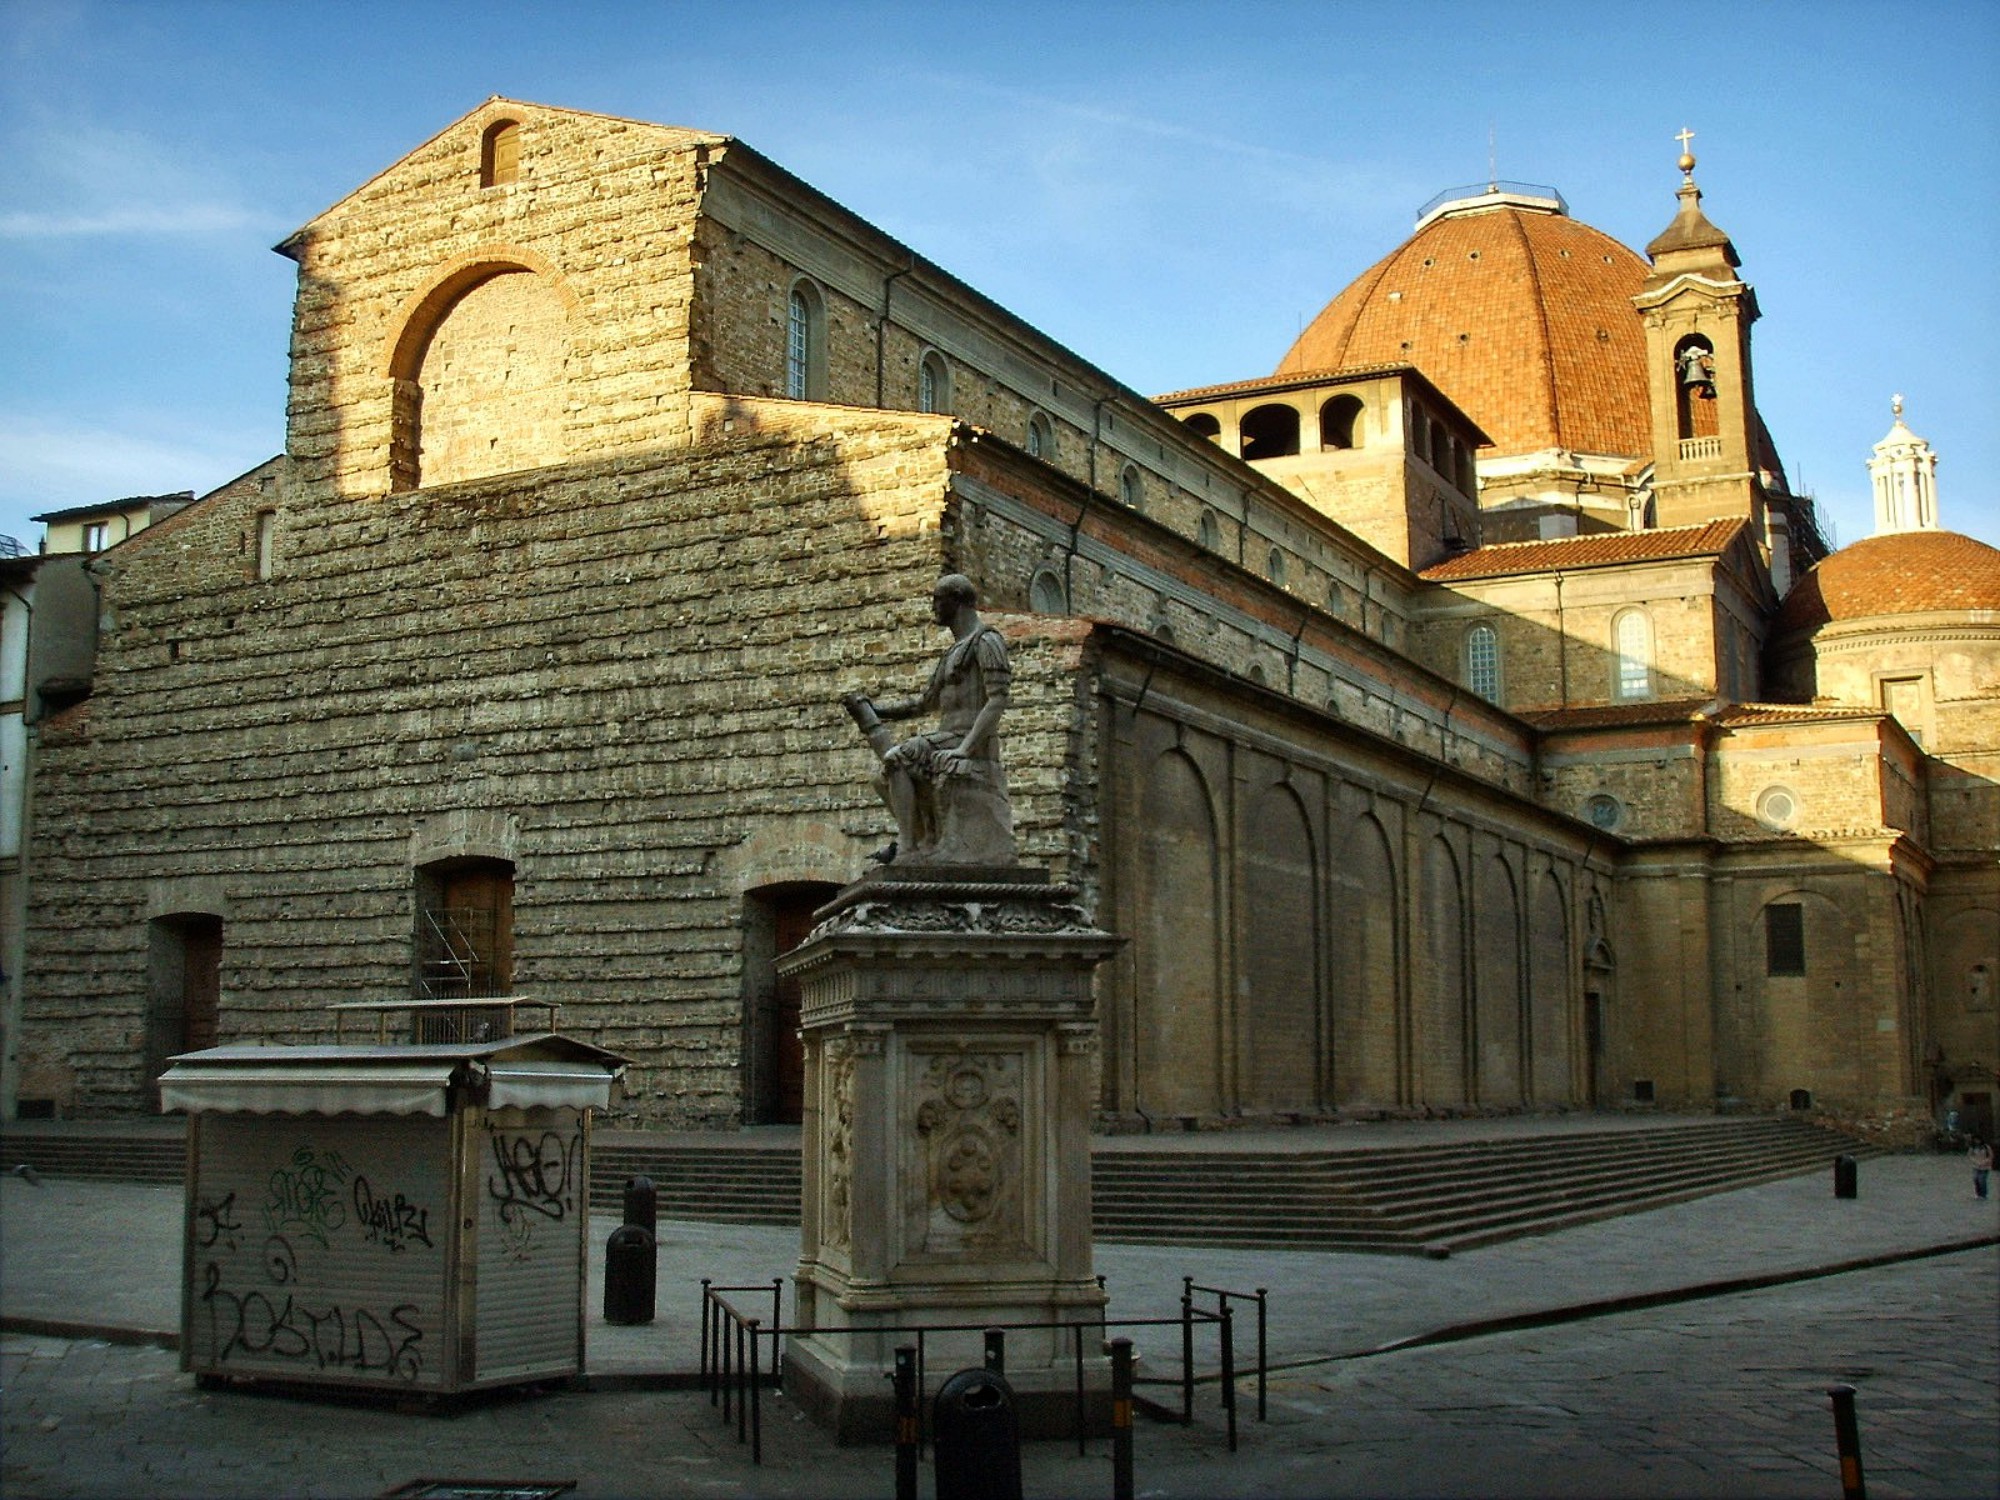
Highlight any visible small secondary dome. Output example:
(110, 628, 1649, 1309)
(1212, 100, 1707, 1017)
(1775, 530, 2000, 634)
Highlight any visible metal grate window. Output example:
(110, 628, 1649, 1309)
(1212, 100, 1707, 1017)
(1466, 623, 1500, 702)
(1766, 902, 1806, 976)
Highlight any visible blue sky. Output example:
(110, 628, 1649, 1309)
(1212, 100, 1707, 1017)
(2, 0, 1995, 553)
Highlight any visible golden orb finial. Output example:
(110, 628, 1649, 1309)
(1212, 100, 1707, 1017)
(1675, 127, 1697, 181)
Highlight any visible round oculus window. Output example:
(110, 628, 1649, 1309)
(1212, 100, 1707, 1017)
(1585, 794, 1622, 831)
(1756, 786, 1800, 831)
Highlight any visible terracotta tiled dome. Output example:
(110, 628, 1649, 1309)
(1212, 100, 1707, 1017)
(1277, 197, 1653, 461)
(1775, 530, 2000, 634)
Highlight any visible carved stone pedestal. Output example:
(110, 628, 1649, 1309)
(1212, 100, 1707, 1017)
(775, 866, 1121, 1441)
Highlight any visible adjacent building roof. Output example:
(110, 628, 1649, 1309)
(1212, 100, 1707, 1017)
(1775, 529, 2000, 633)
(1275, 196, 1655, 461)
(1419, 518, 1747, 582)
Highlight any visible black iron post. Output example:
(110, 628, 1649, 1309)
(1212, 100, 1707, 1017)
(1255, 1286, 1268, 1423)
(1828, 1384, 1866, 1499)
(1110, 1337, 1135, 1500)
(894, 1345, 920, 1500)
(1220, 1300, 1238, 1453)
(1180, 1285, 1195, 1426)
(747, 1318, 762, 1464)
(699, 1278, 712, 1392)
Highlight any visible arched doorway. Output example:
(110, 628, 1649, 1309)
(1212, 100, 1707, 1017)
(743, 882, 839, 1124)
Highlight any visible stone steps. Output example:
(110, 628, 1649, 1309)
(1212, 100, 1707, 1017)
(3, 1116, 1873, 1254)
(1093, 1119, 1866, 1253)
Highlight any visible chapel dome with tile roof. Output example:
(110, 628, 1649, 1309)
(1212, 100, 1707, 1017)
(1275, 184, 1655, 463)
(1773, 529, 2000, 635)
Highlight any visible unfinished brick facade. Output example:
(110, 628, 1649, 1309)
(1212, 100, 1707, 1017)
(12, 100, 1995, 1141)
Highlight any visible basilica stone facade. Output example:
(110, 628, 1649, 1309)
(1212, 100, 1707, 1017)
(11, 101, 1996, 1143)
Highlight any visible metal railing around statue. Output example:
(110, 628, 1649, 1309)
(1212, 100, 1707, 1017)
(697, 1273, 1269, 1470)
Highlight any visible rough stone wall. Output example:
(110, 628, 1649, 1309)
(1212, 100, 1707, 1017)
(21, 408, 989, 1123)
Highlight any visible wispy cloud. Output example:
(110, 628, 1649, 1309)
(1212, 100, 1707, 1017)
(0, 412, 277, 537)
(0, 111, 283, 241)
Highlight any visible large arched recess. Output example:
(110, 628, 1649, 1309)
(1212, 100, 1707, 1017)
(1333, 811, 1399, 1107)
(1528, 870, 1573, 1105)
(1135, 749, 1222, 1118)
(1241, 781, 1319, 1112)
(1416, 834, 1467, 1104)
(1474, 852, 1523, 1105)
(385, 251, 579, 491)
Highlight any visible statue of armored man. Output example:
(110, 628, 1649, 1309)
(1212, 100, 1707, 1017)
(843, 575, 1016, 867)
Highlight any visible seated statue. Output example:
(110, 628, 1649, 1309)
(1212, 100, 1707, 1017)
(843, 575, 1016, 867)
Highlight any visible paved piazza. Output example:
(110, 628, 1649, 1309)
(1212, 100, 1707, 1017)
(4, 1246, 1993, 1499)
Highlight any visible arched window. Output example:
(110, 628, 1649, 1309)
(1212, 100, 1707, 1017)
(254, 510, 278, 581)
(1028, 566, 1068, 614)
(918, 349, 951, 414)
(1320, 395, 1364, 449)
(1119, 465, 1144, 511)
(1182, 412, 1222, 441)
(786, 280, 827, 401)
(1613, 609, 1653, 700)
(1240, 403, 1301, 460)
(480, 120, 521, 187)
(1430, 421, 1451, 475)
(1464, 622, 1500, 702)
(1026, 411, 1054, 459)
(1197, 508, 1221, 550)
(1266, 546, 1286, 586)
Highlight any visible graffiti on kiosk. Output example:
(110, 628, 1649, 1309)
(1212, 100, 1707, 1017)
(486, 1128, 580, 1259)
(197, 1244, 424, 1383)
(264, 1144, 351, 1248)
(194, 1191, 244, 1253)
(351, 1175, 435, 1254)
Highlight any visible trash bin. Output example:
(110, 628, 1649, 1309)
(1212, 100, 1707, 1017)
(1834, 1154, 1858, 1199)
(160, 1031, 627, 1395)
(933, 1366, 1022, 1500)
(603, 1223, 657, 1324)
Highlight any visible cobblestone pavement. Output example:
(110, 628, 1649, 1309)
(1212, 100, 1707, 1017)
(4, 1247, 1993, 1499)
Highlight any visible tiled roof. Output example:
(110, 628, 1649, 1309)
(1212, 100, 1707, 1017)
(1153, 362, 1412, 404)
(1419, 518, 1746, 581)
(1711, 703, 1887, 727)
(1521, 698, 1713, 730)
(1275, 203, 1654, 460)
(1775, 529, 2000, 633)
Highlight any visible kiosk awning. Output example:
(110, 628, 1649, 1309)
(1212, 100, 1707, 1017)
(158, 1060, 459, 1117)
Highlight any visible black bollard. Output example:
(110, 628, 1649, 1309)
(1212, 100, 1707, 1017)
(623, 1174, 657, 1236)
(603, 1223, 657, 1324)
(1110, 1337, 1135, 1500)
(1834, 1154, 1858, 1199)
(934, 1366, 1022, 1500)
(1828, 1384, 1866, 1499)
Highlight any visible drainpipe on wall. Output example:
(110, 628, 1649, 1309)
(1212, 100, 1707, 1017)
(1555, 571, 1570, 709)
(874, 255, 917, 408)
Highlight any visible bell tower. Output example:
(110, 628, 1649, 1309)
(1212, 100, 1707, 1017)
(1634, 132, 1765, 531)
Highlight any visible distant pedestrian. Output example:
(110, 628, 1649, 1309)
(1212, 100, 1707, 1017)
(1972, 1139, 1993, 1200)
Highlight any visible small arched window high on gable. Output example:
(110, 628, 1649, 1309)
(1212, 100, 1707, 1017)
(786, 279, 827, 401)
(480, 120, 521, 187)
(1240, 403, 1301, 461)
(1613, 609, 1654, 700)
(918, 349, 951, 414)
(1026, 411, 1054, 460)
(1464, 622, 1500, 703)
(1320, 395, 1364, 449)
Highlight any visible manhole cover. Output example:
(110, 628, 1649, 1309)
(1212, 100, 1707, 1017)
(382, 1483, 576, 1500)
